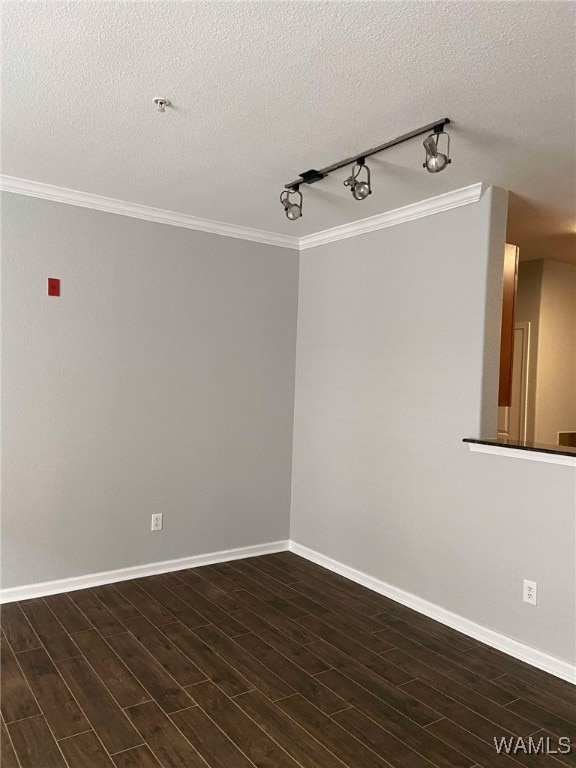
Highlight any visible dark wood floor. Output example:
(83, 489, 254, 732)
(1, 552, 574, 768)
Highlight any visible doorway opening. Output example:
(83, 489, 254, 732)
(498, 246, 576, 445)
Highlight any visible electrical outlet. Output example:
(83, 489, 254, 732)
(151, 513, 163, 532)
(523, 579, 537, 605)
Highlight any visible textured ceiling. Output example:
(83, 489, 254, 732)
(2, 1, 575, 261)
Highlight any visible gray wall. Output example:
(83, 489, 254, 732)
(291, 188, 576, 664)
(3, 188, 575, 665)
(1, 193, 299, 588)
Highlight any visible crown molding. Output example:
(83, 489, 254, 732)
(0, 175, 300, 251)
(1, 175, 486, 252)
(298, 182, 487, 250)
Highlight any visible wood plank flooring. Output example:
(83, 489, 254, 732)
(1, 552, 574, 767)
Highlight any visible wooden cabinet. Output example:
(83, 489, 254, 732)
(498, 243, 519, 407)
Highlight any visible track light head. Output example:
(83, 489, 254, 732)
(280, 188, 303, 221)
(344, 160, 372, 200)
(423, 131, 451, 173)
(352, 180, 371, 200)
(425, 154, 447, 173)
(285, 203, 302, 220)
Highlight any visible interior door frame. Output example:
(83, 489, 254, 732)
(516, 321, 530, 442)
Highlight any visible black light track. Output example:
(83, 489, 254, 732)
(284, 118, 451, 191)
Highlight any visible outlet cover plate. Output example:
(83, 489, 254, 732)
(523, 579, 537, 605)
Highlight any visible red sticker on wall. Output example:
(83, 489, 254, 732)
(48, 278, 60, 296)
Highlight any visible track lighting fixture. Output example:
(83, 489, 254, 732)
(281, 118, 451, 221)
(280, 187, 303, 220)
(343, 159, 372, 200)
(423, 130, 451, 173)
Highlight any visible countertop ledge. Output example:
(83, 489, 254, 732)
(463, 438, 576, 466)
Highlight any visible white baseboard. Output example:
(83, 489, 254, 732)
(3, 536, 574, 685)
(289, 541, 576, 685)
(0, 540, 289, 604)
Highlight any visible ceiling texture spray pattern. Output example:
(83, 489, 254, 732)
(2, 1, 575, 261)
